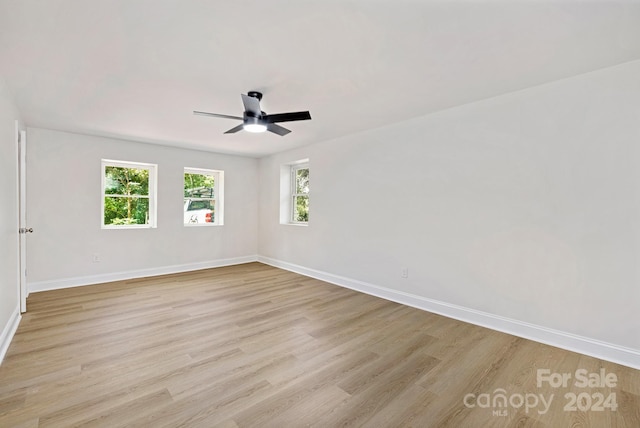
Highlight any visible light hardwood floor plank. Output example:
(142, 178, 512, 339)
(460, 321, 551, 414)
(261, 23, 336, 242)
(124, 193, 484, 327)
(1, 262, 638, 427)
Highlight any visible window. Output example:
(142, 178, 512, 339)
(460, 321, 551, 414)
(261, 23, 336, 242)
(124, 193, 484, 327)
(102, 160, 157, 228)
(291, 163, 309, 223)
(184, 167, 223, 226)
(279, 159, 310, 225)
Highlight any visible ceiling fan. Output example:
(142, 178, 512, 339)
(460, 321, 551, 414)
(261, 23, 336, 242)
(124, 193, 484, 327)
(194, 91, 311, 136)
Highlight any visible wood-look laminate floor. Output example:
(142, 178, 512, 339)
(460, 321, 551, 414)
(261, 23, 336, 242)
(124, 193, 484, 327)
(1, 262, 638, 427)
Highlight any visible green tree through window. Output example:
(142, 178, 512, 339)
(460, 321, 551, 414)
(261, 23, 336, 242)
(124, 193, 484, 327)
(103, 163, 153, 226)
(184, 173, 215, 196)
(292, 165, 309, 222)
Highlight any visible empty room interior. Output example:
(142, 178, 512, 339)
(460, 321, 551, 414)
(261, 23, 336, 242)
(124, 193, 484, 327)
(1, 1, 639, 426)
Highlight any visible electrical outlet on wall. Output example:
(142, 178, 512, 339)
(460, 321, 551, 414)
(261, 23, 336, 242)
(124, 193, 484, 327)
(401, 267, 408, 278)
(92, 253, 101, 263)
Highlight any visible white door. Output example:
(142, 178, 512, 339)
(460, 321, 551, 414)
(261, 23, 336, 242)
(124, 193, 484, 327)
(17, 123, 29, 313)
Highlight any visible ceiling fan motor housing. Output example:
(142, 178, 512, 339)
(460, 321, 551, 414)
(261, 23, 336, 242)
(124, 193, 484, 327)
(243, 114, 263, 125)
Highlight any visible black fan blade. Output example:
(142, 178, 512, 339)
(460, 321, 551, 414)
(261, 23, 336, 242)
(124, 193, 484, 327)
(224, 124, 245, 134)
(194, 111, 243, 120)
(267, 123, 291, 136)
(241, 94, 262, 116)
(263, 111, 311, 123)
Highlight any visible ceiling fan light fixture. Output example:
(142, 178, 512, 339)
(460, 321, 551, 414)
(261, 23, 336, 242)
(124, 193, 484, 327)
(243, 123, 267, 133)
(243, 115, 267, 133)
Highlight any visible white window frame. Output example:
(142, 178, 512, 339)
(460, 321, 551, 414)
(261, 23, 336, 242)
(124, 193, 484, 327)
(183, 167, 224, 226)
(275, 158, 310, 226)
(290, 163, 309, 224)
(101, 159, 157, 229)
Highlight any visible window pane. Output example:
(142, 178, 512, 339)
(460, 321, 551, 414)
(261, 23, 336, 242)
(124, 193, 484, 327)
(105, 166, 149, 196)
(295, 168, 309, 194)
(104, 196, 149, 225)
(184, 173, 215, 198)
(293, 195, 309, 222)
(184, 198, 215, 224)
(184, 170, 222, 225)
(186, 200, 214, 211)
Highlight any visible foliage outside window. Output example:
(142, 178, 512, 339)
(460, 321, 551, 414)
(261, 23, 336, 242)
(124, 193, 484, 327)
(291, 164, 309, 223)
(102, 160, 157, 228)
(184, 168, 223, 226)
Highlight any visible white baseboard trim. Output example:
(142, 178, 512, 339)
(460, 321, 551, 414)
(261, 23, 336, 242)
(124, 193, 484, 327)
(28, 255, 259, 293)
(258, 256, 640, 370)
(0, 307, 21, 365)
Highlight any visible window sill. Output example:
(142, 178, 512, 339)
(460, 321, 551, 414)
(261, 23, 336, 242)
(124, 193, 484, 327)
(102, 225, 156, 230)
(281, 222, 308, 227)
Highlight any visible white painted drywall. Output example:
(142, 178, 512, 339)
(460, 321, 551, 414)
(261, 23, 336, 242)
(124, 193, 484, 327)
(258, 60, 640, 351)
(25, 128, 258, 287)
(0, 76, 21, 353)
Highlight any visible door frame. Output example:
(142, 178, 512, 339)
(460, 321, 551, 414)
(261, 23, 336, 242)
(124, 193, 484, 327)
(16, 121, 27, 313)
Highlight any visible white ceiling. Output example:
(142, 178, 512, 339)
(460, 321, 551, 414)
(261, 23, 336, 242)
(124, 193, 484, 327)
(1, 0, 639, 157)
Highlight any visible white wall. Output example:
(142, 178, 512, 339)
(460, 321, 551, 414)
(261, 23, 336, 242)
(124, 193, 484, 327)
(0, 76, 21, 361)
(26, 128, 258, 290)
(258, 61, 640, 362)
